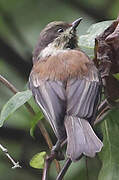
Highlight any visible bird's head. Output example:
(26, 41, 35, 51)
(33, 18, 82, 60)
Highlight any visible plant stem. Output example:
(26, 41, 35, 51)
(42, 155, 55, 180)
(56, 158, 72, 180)
(0, 143, 21, 169)
(0, 75, 18, 93)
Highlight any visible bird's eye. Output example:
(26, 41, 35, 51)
(58, 28, 64, 33)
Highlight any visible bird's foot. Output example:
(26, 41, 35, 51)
(51, 141, 65, 161)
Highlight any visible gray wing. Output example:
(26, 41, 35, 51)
(29, 75, 66, 141)
(66, 67, 101, 123)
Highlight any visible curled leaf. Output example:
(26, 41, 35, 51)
(94, 18, 119, 104)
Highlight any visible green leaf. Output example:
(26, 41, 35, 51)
(79, 20, 113, 57)
(113, 73, 119, 81)
(0, 90, 32, 127)
(30, 111, 44, 138)
(98, 109, 119, 180)
(30, 151, 46, 169)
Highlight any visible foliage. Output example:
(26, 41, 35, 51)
(113, 73, 119, 80)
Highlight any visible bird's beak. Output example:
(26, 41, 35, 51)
(71, 18, 83, 29)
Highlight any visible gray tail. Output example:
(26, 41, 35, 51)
(64, 116, 103, 161)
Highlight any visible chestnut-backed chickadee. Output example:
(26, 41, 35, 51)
(29, 18, 103, 161)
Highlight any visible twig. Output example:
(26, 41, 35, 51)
(42, 156, 50, 180)
(0, 143, 21, 169)
(42, 139, 68, 180)
(42, 155, 55, 180)
(56, 158, 72, 180)
(0, 74, 61, 173)
(0, 75, 18, 94)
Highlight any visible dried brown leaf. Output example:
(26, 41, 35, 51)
(94, 16, 119, 104)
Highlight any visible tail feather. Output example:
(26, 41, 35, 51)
(64, 116, 103, 161)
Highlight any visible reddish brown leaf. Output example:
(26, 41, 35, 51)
(94, 16, 119, 105)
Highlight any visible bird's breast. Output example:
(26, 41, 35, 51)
(31, 50, 97, 82)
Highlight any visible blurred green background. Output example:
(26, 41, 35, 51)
(0, 0, 118, 179)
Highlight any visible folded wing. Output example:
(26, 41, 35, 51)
(29, 75, 67, 141)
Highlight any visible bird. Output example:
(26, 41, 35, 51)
(29, 18, 103, 162)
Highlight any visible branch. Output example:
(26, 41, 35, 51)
(0, 74, 18, 93)
(0, 143, 21, 169)
(42, 155, 55, 180)
(56, 158, 72, 180)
